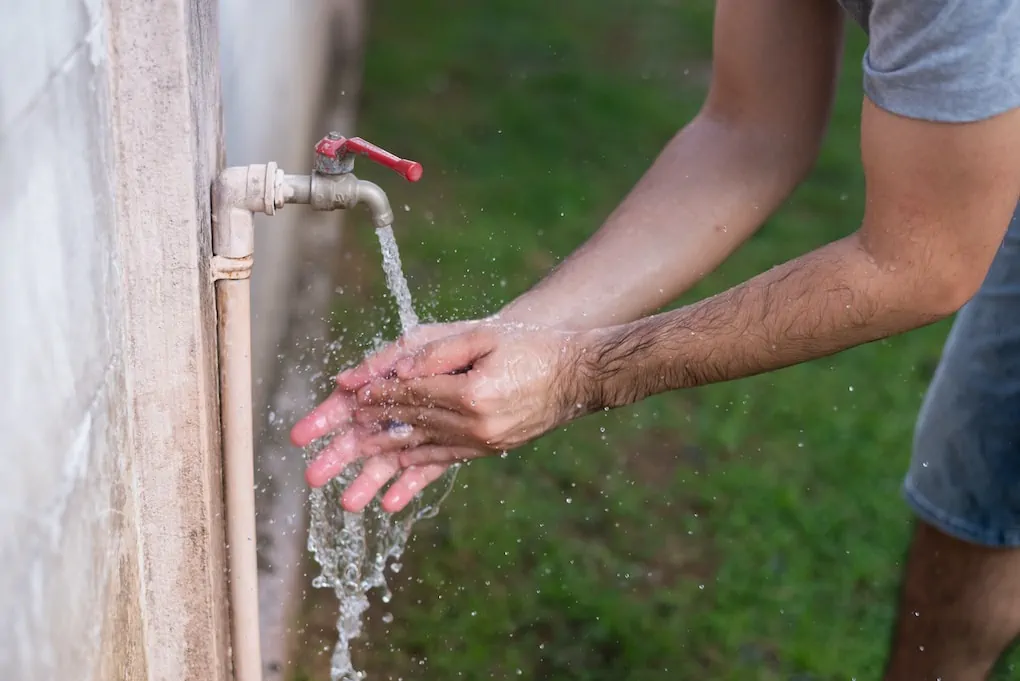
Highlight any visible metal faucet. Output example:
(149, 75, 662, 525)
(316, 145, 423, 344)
(278, 133, 422, 228)
(209, 131, 422, 681)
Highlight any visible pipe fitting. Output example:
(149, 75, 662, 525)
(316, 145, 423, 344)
(307, 173, 356, 212)
(212, 163, 285, 258)
(283, 173, 394, 228)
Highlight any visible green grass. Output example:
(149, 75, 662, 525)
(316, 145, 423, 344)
(291, 2, 1016, 680)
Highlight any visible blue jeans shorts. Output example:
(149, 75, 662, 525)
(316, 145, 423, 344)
(905, 202, 1020, 548)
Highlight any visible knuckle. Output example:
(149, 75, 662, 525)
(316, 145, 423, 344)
(458, 383, 482, 411)
(459, 380, 497, 413)
(469, 419, 502, 444)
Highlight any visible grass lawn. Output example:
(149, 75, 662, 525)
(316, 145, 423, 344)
(291, 1, 1017, 679)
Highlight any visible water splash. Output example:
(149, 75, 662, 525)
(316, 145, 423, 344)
(305, 224, 460, 681)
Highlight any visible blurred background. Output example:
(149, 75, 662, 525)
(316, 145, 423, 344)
(285, 2, 1018, 680)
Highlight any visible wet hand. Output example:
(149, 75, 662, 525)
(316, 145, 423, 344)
(347, 321, 588, 467)
(290, 322, 481, 513)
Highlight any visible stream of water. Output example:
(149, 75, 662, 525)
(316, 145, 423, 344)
(305, 225, 460, 681)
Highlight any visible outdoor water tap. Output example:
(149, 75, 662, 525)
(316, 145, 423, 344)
(280, 133, 422, 228)
(211, 134, 422, 681)
(313, 132, 423, 181)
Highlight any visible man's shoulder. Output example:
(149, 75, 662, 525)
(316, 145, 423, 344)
(857, 0, 1020, 123)
(836, 0, 871, 32)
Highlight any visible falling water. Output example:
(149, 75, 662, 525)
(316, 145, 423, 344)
(305, 224, 460, 681)
(375, 225, 419, 331)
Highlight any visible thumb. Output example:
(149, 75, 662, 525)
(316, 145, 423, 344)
(336, 323, 469, 389)
(337, 337, 414, 389)
(396, 329, 495, 379)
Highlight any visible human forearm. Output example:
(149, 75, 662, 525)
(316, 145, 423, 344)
(576, 233, 973, 410)
(499, 114, 818, 331)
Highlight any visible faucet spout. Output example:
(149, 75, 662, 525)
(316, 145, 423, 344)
(284, 173, 394, 228)
(353, 179, 394, 229)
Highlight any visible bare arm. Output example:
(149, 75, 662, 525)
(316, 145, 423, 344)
(500, 0, 844, 330)
(580, 100, 1020, 409)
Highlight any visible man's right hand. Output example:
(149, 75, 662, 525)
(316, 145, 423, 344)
(291, 320, 485, 513)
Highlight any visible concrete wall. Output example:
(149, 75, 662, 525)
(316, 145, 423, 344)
(0, 1, 142, 678)
(0, 0, 228, 679)
(0, 0, 363, 677)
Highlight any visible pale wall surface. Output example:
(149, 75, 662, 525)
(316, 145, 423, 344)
(0, 0, 361, 677)
(0, 1, 143, 678)
(0, 0, 227, 679)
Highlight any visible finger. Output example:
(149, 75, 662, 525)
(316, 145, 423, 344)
(290, 389, 355, 446)
(342, 456, 401, 512)
(335, 339, 415, 390)
(394, 330, 495, 379)
(381, 464, 451, 513)
(356, 424, 431, 458)
(356, 374, 467, 410)
(304, 429, 358, 488)
(396, 446, 481, 468)
(354, 405, 471, 442)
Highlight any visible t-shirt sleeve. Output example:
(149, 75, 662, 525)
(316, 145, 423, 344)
(862, 0, 1020, 122)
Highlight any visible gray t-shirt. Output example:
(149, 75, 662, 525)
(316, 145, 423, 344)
(837, 0, 1020, 122)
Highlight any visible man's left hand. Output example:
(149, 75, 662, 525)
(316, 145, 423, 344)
(350, 321, 588, 462)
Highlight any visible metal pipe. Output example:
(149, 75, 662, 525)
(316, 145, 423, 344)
(284, 172, 394, 228)
(210, 161, 396, 681)
(212, 164, 275, 681)
(282, 174, 311, 204)
(217, 275, 258, 681)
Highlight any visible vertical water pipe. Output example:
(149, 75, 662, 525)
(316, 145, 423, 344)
(210, 136, 419, 681)
(212, 162, 279, 681)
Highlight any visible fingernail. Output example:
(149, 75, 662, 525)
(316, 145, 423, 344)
(395, 358, 413, 375)
(388, 422, 413, 439)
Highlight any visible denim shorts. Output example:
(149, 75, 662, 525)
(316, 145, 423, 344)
(905, 202, 1020, 547)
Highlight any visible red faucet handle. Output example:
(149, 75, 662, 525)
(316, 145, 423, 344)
(314, 135, 423, 182)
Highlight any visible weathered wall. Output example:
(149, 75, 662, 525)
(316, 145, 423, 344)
(0, 1, 144, 678)
(0, 0, 227, 679)
(0, 0, 364, 677)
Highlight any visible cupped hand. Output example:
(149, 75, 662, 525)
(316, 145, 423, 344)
(348, 321, 589, 463)
(290, 321, 484, 513)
